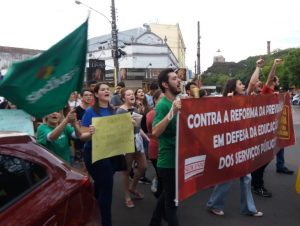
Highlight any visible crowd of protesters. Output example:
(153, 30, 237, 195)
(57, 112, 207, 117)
(0, 57, 297, 226)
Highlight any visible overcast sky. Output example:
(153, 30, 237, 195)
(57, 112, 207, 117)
(1, 0, 300, 71)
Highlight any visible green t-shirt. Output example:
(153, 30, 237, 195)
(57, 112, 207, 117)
(37, 123, 74, 163)
(152, 96, 177, 168)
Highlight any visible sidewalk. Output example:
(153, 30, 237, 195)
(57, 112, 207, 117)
(292, 105, 300, 126)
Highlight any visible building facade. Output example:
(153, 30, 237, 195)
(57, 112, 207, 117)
(149, 23, 186, 68)
(0, 46, 42, 74)
(213, 49, 225, 63)
(87, 23, 186, 89)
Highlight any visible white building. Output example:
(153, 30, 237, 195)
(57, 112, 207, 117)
(0, 46, 42, 75)
(87, 24, 182, 88)
(213, 49, 225, 63)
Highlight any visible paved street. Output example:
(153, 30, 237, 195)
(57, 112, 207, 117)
(111, 106, 300, 226)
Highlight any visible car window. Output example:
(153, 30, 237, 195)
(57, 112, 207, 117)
(0, 154, 48, 211)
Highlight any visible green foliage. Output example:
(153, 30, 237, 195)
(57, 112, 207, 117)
(201, 73, 230, 89)
(283, 49, 300, 87)
(201, 48, 300, 89)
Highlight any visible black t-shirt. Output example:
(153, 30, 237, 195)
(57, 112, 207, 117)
(75, 105, 86, 120)
(141, 113, 148, 134)
(74, 105, 86, 149)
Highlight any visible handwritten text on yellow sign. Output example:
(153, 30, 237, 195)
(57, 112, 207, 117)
(92, 113, 134, 163)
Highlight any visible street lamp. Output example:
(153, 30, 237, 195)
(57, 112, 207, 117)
(75, 0, 111, 24)
(75, 0, 120, 84)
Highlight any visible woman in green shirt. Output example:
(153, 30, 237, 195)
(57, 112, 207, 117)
(37, 109, 81, 163)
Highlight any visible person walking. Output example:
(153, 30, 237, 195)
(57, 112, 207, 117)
(80, 82, 122, 226)
(149, 68, 182, 226)
(135, 87, 152, 184)
(251, 58, 294, 198)
(206, 76, 263, 217)
(261, 59, 294, 175)
(116, 88, 149, 208)
(146, 89, 164, 197)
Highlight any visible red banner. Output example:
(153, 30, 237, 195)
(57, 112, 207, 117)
(176, 93, 295, 203)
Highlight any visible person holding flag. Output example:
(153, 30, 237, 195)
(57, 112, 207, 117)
(0, 19, 88, 119)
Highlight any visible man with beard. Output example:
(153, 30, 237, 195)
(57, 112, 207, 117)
(251, 58, 294, 199)
(149, 68, 182, 226)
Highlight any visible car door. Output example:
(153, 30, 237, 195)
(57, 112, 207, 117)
(0, 152, 67, 226)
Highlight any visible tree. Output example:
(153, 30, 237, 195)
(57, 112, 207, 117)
(284, 49, 300, 87)
(201, 48, 300, 89)
(201, 73, 230, 87)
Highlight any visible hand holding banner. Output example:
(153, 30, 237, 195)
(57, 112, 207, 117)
(177, 93, 295, 202)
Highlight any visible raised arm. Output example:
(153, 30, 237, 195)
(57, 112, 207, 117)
(266, 58, 282, 87)
(70, 118, 82, 139)
(247, 58, 264, 95)
(49, 109, 78, 141)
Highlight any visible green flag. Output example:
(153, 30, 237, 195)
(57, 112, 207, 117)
(0, 20, 88, 118)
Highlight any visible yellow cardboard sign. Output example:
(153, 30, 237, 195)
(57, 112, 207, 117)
(92, 113, 134, 163)
(296, 165, 300, 194)
(277, 105, 290, 140)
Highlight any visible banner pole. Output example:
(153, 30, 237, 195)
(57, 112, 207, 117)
(175, 111, 179, 206)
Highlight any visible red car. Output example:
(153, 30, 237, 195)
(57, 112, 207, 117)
(0, 132, 100, 226)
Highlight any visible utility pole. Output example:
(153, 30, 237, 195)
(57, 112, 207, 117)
(111, 0, 119, 83)
(267, 41, 271, 55)
(197, 21, 201, 79)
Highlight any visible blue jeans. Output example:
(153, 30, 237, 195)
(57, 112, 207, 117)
(84, 148, 114, 226)
(143, 137, 149, 158)
(276, 148, 285, 170)
(207, 174, 257, 214)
